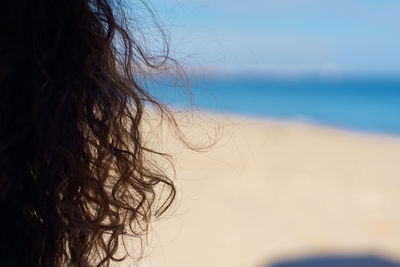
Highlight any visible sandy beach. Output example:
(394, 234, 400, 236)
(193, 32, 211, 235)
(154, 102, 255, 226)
(134, 112, 400, 267)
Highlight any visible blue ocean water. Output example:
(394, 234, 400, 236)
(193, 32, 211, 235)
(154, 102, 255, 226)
(153, 75, 400, 135)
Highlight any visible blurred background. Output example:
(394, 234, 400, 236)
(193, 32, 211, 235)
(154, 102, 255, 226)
(134, 1, 400, 266)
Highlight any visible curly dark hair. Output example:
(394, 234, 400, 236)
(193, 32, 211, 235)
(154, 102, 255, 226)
(0, 0, 177, 266)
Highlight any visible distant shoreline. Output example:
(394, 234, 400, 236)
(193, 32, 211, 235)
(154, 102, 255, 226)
(152, 75, 400, 136)
(166, 106, 400, 139)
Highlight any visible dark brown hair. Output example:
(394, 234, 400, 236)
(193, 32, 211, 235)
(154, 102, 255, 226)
(0, 0, 177, 266)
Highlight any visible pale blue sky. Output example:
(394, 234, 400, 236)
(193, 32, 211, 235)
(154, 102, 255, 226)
(148, 0, 400, 75)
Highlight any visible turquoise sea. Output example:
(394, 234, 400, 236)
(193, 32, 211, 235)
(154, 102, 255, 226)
(154, 75, 400, 136)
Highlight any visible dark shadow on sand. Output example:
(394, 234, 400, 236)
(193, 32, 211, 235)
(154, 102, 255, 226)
(266, 254, 400, 267)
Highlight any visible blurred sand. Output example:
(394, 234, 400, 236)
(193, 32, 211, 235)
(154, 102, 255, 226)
(137, 113, 400, 267)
